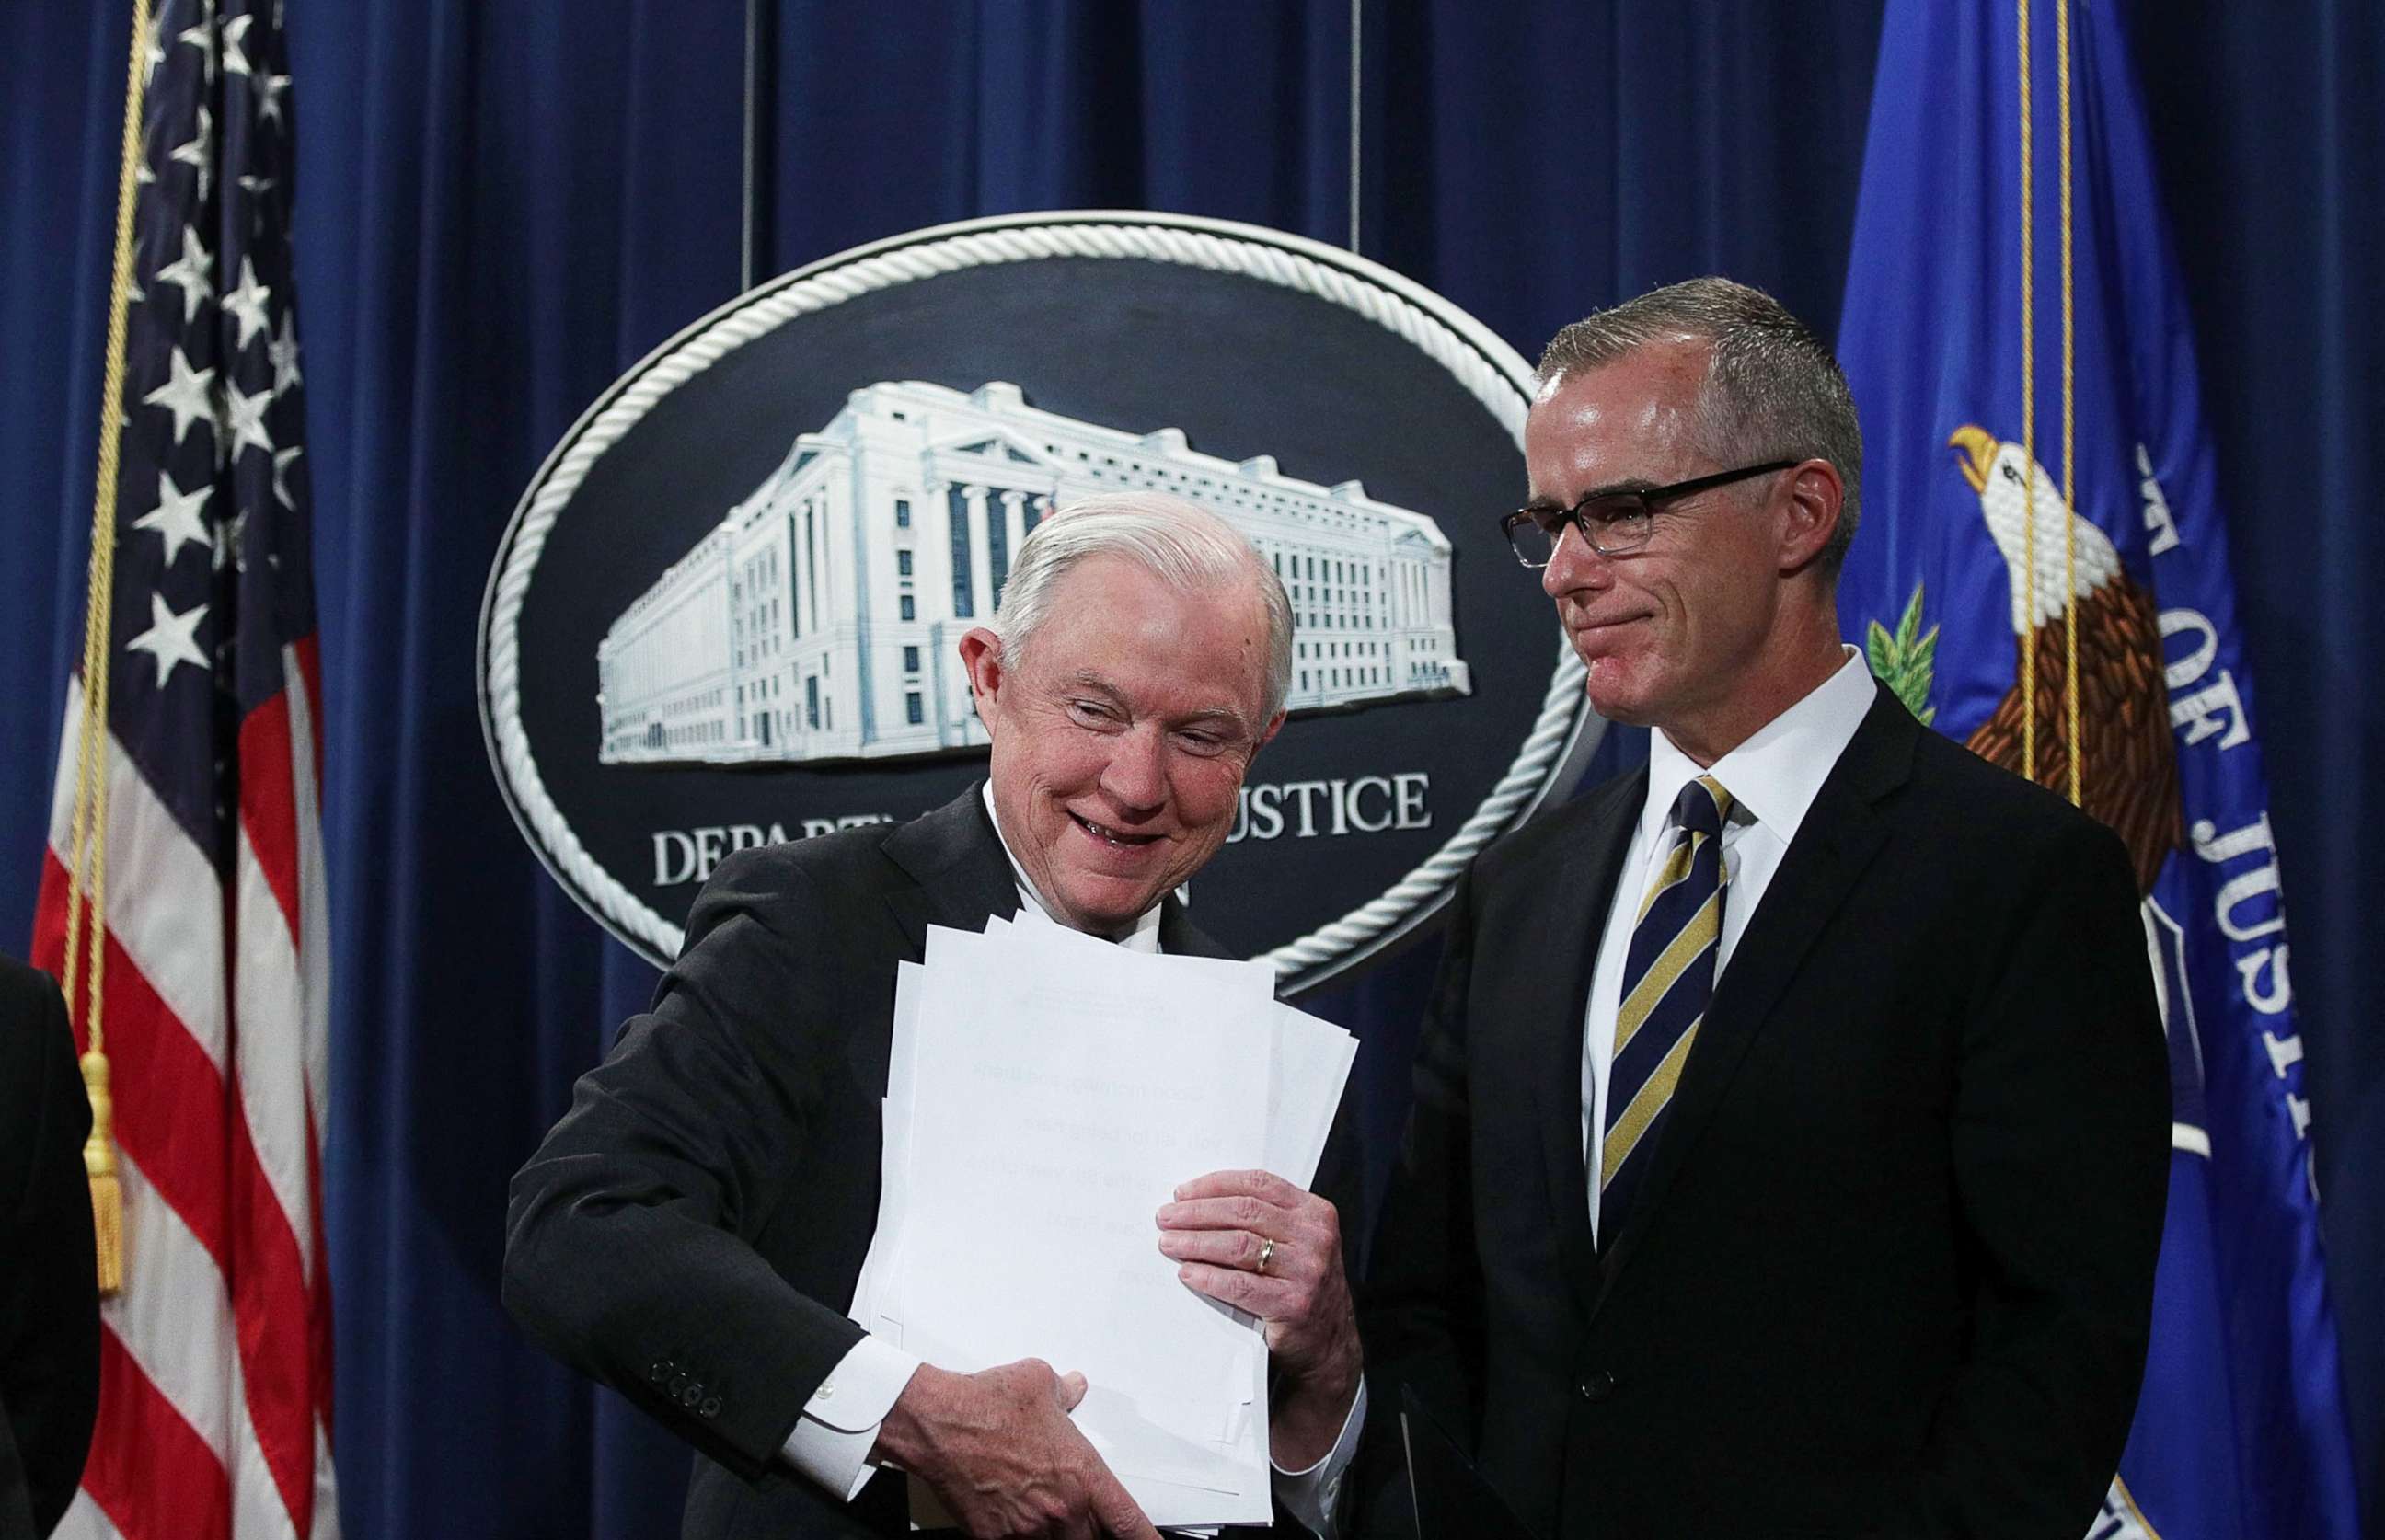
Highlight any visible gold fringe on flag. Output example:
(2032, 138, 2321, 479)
(63, 0, 157, 1299)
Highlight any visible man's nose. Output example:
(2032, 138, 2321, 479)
(1541, 522, 1612, 601)
(1100, 723, 1169, 812)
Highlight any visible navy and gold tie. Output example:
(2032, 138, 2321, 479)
(1598, 775, 1734, 1248)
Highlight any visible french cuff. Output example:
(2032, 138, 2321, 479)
(1271, 1377, 1366, 1540)
(778, 1336, 924, 1501)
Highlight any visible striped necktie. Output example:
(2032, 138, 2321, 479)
(1599, 774, 1734, 1248)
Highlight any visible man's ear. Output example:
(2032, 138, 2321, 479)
(957, 627, 1006, 730)
(1777, 459, 1845, 573)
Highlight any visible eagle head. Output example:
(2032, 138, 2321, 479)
(1947, 423, 2122, 636)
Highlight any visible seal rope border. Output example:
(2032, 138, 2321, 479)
(480, 213, 1592, 982)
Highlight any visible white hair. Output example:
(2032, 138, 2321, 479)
(993, 490, 1294, 723)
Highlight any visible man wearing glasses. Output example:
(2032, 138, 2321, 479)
(1331, 279, 2170, 1538)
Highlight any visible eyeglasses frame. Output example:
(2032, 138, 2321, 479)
(1500, 458, 1801, 568)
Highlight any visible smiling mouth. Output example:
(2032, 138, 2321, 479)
(1070, 810, 1165, 849)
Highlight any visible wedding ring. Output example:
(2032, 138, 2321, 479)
(1256, 1238, 1276, 1275)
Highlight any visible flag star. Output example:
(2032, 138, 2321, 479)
(223, 256, 272, 349)
(269, 312, 303, 394)
(143, 346, 218, 448)
(167, 103, 214, 203)
(272, 445, 303, 510)
(238, 172, 276, 201)
(223, 14, 252, 75)
(144, 5, 170, 81)
(178, 17, 217, 78)
(155, 224, 214, 325)
(126, 592, 211, 687)
(132, 470, 213, 565)
(224, 380, 275, 458)
(257, 71, 290, 131)
(136, 158, 157, 188)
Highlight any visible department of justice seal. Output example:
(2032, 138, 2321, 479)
(478, 212, 1602, 992)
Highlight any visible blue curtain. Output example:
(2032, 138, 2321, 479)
(3, 3, 2377, 1535)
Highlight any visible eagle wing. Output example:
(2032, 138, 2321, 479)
(1963, 573, 2182, 894)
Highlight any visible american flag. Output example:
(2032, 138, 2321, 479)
(31, 1, 339, 1535)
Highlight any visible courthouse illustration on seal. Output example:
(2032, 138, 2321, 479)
(596, 380, 1470, 765)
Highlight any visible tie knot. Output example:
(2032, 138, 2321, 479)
(1671, 775, 1733, 838)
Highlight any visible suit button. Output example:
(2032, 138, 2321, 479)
(667, 1374, 688, 1397)
(699, 1396, 721, 1419)
(1576, 1369, 1618, 1403)
(680, 1382, 706, 1408)
(648, 1361, 671, 1385)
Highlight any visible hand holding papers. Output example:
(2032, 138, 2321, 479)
(853, 910, 1358, 1531)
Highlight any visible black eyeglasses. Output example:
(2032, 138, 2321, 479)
(1500, 460, 1797, 568)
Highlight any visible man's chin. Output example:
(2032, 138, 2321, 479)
(1582, 671, 1655, 726)
(1047, 876, 1166, 937)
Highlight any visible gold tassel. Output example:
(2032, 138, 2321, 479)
(82, 1049, 124, 1298)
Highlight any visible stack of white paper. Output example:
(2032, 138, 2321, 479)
(850, 908, 1358, 1531)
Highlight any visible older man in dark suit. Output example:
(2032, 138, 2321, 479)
(0, 953, 100, 1540)
(506, 493, 1365, 1538)
(1331, 278, 2170, 1539)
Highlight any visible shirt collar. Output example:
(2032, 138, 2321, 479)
(1641, 647, 1875, 845)
(980, 781, 1166, 951)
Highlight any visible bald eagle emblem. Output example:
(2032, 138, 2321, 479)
(1943, 424, 2183, 893)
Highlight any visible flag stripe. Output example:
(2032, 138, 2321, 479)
(104, 1154, 297, 1540)
(236, 830, 317, 1277)
(306, 1108, 336, 1439)
(238, 690, 304, 938)
(309, 1425, 342, 1540)
(293, 635, 324, 802)
(43, 684, 229, 1070)
(83, 1328, 233, 1540)
(107, 1152, 235, 1460)
(285, 641, 338, 1451)
(284, 642, 332, 1161)
(34, 868, 234, 1260)
(32, 857, 320, 1534)
(52, 1491, 131, 1540)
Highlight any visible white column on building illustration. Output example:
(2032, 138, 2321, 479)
(962, 484, 994, 622)
(998, 488, 1027, 608)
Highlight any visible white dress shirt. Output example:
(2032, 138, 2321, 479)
(1579, 648, 1876, 1241)
(1292, 649, 1878, 1525)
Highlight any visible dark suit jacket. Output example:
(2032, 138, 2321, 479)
(0, 954, 100, 1540)
(1355, 685, 2171, 1540)
(506, 786, 1311, 1537)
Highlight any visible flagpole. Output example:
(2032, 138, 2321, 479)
(63, 0, 156, 1300)
(1347, 0, 1363, 254)
(2058, 0, 2082, 808)
(2016, 0, 2039, 786)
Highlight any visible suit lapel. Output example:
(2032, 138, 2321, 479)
(1159, 899, 1235, 960)
(1522, 771, 1647, 1318)
(881, 785, 1022, 956)
(1591, 687, 1918, 1311)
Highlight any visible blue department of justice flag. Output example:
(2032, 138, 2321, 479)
(1834, 1, 2361, 1535)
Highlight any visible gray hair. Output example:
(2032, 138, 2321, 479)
(1538, 276, 1864, 575)
(993, 490, 1295, 724)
